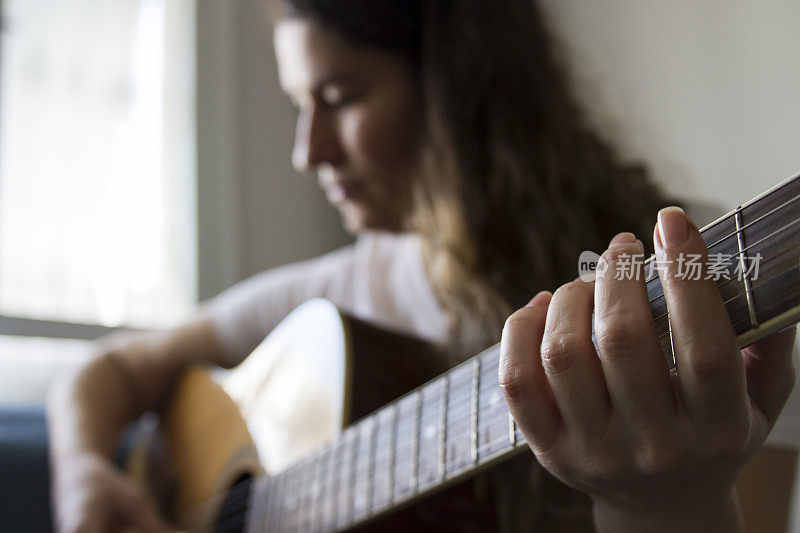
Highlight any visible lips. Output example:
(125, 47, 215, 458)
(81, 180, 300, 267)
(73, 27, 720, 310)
(323, 181, 362, 204)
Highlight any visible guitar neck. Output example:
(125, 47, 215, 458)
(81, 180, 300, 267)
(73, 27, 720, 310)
(246, 172, 800, 532)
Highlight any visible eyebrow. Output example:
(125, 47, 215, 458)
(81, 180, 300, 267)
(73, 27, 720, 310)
(281, 72, 360, 102)
(311, 73, 359, 94)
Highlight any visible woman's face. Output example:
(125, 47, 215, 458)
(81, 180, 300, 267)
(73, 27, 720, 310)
(274, 19, 422, 234)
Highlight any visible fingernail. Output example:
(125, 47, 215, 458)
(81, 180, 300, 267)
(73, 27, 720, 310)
(526, 291, 552, 307)
(609, 232, 636, 246)
(657, 206, 689, 249)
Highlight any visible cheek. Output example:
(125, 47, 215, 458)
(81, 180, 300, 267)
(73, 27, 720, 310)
(344, 101, 421, 180)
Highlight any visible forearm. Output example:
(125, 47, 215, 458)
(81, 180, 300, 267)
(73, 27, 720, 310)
(48, 353, 146, 462)
(592, 489, 742, 533)
(48, 316, 228, 461)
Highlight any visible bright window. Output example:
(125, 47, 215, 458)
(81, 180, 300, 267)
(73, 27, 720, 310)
(0, 0, 196, 329)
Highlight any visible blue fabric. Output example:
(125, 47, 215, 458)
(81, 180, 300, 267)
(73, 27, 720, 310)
(0, 407, 53, 532)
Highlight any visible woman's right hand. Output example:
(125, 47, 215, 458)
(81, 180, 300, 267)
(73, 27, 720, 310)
(52, 451, 172, 533)
(48, 316, 229, 532)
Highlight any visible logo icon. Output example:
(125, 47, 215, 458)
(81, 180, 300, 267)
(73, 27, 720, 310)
(578, 250, 604, 282)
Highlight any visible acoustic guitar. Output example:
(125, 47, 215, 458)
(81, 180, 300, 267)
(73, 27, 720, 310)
(129, 172, 800, 532)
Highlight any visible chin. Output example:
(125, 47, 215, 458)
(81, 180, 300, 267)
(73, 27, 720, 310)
(339, 207, 367, 235)
(339, 205, 400, 235)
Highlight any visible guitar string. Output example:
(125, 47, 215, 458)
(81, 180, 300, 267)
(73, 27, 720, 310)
(245, 427, 524, 532)
(642, 187, 800, 289)
(208, 207, 800, 528)
(647, 241, 800, 336)
(218, 181, 800, 527)
(644, 207, 800, 308)
(245, 271, 800, 528)
(238, 378, 508, 520)
(208, 382, 513, 526)
(214, 268, 800, 530)
(702, 192, 800, 256)
(219, 426, 520, 532)
(649, 240, 800, 326)
(217, 247, 800, 530)
(208, 258, 800, 528)
(276, 256, 800, 486)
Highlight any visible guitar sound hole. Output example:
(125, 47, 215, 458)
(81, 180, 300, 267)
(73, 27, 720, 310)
(214, 475, 252, 533)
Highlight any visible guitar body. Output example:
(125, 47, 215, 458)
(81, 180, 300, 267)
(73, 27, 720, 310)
(126, 170, 800, 533)
(128, 299, 473, 531)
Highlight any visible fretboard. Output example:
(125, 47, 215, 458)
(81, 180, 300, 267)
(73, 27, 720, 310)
(244, 172, 800, 533)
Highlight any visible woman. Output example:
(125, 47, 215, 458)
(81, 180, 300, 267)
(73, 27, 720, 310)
(46, 0, 795, 532)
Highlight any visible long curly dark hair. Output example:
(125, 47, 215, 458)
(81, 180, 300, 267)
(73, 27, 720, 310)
(270, 0, 669, 358)
(271, 1, 669, 529)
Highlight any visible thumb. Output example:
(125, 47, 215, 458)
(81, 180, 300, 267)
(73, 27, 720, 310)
(742, 326, 797, 423)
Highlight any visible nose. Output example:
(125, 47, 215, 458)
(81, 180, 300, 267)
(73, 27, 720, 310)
(291, 103, 342, 173)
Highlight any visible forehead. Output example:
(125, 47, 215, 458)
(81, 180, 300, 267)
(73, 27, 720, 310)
(273, 19, 405, 94)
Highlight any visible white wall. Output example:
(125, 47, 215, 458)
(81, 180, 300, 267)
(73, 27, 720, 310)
(195, 1, 350, 300)
(540, 0, 800, 212)
(196, 1, 800, 297)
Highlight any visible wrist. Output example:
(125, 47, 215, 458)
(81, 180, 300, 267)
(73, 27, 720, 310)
(592, 488, 741, 533)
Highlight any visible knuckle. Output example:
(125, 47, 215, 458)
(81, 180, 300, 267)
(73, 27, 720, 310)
(683, 345, 735, 381)
(503, 307, 538, 335)
(554, 279, 591, 300)
(600, 245, 630, 266)
(707, 422, 750, 458)
(540, 334, 584, 375)
(594, 317, 646, 356)
(580, 453, 624, 485)
(498, 359, 533, 403)
(633, 439, 680, 477)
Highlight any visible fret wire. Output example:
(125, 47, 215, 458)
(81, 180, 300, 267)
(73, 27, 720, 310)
(701, 203, 745, 254)
(300, 456, 314, 531)
(470, 358, 480, 464)
(340, 431, 357, 529)
(262, 477, 275, 533)
(642, 190, 798, 292)
(256, 240, 800, 523)
(667, 312, 676, 369)
(649, 235, 795, 326)
(733, 216, 800, 265)
(243, 477, 259, 532)
(280, 472, 290, 532)
(642, 188, 800, 286)
(704, 191, 800, 257)
(644, 213, 800, 315)
(286, 461, 299, 530)
(272, 474, 284, 532)
(261, 427, 526, 529)
(736, 210, 759, 328)
(298, 458, 312, 530)
(643, 264, 800, 362)
(311, 454, 324, 532)
(411, 390, 421, 494)
(197, 178, 800, 528)
(386, 404, 397, 505)
(438, 375, 449, 480)
(508, 411, 516, 446)
(326, 441, 340, 529)
(650, 252, 800, 345)
(732, 282, 800, 329)
(257, 203, 800, 526)
(270, 284, 796, 513)
(366, 418, 377, 516)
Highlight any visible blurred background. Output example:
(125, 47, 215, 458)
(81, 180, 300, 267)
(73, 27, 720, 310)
(0, 0, 798, 405)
